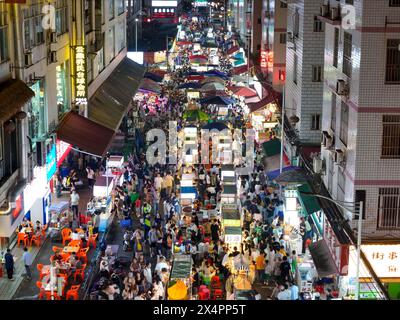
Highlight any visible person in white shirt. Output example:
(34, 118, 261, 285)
(70, 190, 80, 219)
(155, 256, 169, 276)
(277, 284, 292, 300)
(154, 173, 163, 193)
(71, 230, 80, 241)
(143, 262, 152, 284)
(290, 282, 299, 300)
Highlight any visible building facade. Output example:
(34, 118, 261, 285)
(284, 0, 325, 150)
(319, 0, 400, 239)
(0, 0, 129, 246)
(260, 0, 287, 92)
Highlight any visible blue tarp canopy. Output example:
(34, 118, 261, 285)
(267, 166, 299, 180)
(180, 186, 197, 194)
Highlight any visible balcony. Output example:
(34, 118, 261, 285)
(317, 6, 342, 26)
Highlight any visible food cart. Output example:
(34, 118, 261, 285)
(168, 254, 193, 300)
(91, 176, 114, 232)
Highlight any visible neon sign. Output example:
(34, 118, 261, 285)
(72, 45, 88, 107)
(260, 50, 268, 68)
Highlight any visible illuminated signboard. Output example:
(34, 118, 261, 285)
(361, 244, 400, 278)
(152, 0, 177, 7)
(46, 144, 57, 181)
(10, 194, 24, 225)
(56, 139, 72, 167)
(194, 0, 208, 7)
(72, 45, 88, 107)
(260, 50, 268, 68)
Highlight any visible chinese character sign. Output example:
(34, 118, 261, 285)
(260, 50, 268, 68)
(72, 45, 87, 106)
(362, 245, 400, 278)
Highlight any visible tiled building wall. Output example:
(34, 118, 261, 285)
(285, 0, 325, 145)
(322, 0, 400, 238)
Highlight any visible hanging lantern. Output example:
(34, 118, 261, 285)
(289, 115, 300, 125)
(15, 111, 27, 120)
(4, 120, 16, 134)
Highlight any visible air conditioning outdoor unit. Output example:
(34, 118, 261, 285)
(334, 149, 345, 166)
(322, 131, 334, 148)
(330, 7, 339, 20)
(287, 31, 294, 42)
(336, 79, 349, 96)
(50, 32, 58, 43)
(24, 52, 33, 67)
(320, 4, 329, 17)
(313, 155, 325, 174)
(48, 51, 57, 64)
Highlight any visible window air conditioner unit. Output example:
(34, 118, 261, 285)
(330, 7, 339, 20)
(336, 79, 349, 96)
(322, 131, 334, 149)
(24, 52, 33, 67)
(334, 149, 345, 166)
(320, 4, 329, 17)
(313, 155, 324, 174)
(48, 51, 57, 64)
(287, 31, 294, 43)
(50, 32, 58, 43)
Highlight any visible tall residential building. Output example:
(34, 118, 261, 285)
(0, 0, 138, 247)
(260, 0, 288, 92)
(284, 0, 326, 159)
(319, 0, 400, 239)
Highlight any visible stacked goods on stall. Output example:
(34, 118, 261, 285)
(168, 254, 193, 300)
(221, 204, 242, 250)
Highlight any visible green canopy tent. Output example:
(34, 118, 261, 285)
(183, 109, 210, 122)
(262, 138, 281, 157)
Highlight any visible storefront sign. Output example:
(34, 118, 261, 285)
(323, 216, 349, 275)
(225, 234, 241, 243)
(56, 139, 72, 167)
(23, 166, 48, 213)
(361, 244, 400, 278)
(260, 50, 268, 68)
(46, 144, 57, 181)
(72, 45, 88, 107)
(10, 194, 24, 225)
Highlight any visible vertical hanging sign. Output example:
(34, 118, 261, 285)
(72, 45, 88, 114)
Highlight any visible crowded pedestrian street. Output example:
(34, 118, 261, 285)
(0, 0, 396, 305)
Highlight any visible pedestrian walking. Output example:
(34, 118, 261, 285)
(70, 189, 80, 219)
(4, 249, 14, 281)
(86, 166, 95, 189)
(22, 247, 33, 280)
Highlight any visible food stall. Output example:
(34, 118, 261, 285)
(221, 164, 235, 181)
(221, 184, 237, 204)
(221, 203, 242, 249)
(91, 176, 114, 232)
(183, 127, 199, 165)
(168, 254, 193, 300)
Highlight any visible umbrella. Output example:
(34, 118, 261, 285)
(139, 78, 162, 94)
(190, 57, 208, 64)
(201, 82, 226, 91)
(202, 122, 229, 131)
(200, 76, 226, 85)
(200, 96, 234, 105)
(144, 72, 163, 83)
(234, 58, 246, 66)
(228, 86, 258, 97)
(183, 109, 210, 122)
(202, 71, 229, 80)
(167, 280, 188, 300)
(177, 82, 201, 89)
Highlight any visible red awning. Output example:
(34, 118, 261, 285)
(57, 112, 115, 157)
(232, 64, 249, 75)
(228, 86, 258, 97)
(187, 75, 205, 81)
(248, 93, 278, 113)
(227, 45, 240, 55)
(189, 54, 208, 60)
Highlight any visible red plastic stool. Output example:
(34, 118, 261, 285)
(199, 285, 208, 292)
(212, 289, 224, 300)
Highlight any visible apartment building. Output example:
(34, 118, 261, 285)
(319, 0, 400, 239)
(260, 0, 287, 92)
(0, 0, 138, 246)
(284, 0, 326, 157)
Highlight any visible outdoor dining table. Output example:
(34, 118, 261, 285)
(41, 274, 67, 295)
(63, 246, 80, 254)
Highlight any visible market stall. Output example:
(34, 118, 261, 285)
(168, 254, 193, 300)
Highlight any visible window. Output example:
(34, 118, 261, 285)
(116, 21, 125, 53)
(312, 65, 322, 82)
(345, 0, 354, 4)
(381, 115, 400, 158)
(108, 26, 115, 62)
(27, 80, 46, 145)
(116, 0, 124, 15)
(0, 8, 9, 63)
(311, 114, 321, 130)
(314, 16, 323, 32)
(109, 0, 115, 20)
(333, 28, 339, 68)
(337, 167, 346, 203)
(280, 1, 287, 8)
(23, 1, 44, 50)
(293, 54, 298, 84)
(293, 8, 300, 37)
(280, 33, 286, 44)
(56, 0, 69, 35)
(389, 0, 400, 6)
(98, 44, 105, 72)
(343, 32, 352, 77)
(355, 190, 366, 219)
(385, 39, 400, 83)
(340, 101, 349, 145)
(378, 188, 400, 229)
(331, 93, 336, 131)
(84, 0, 93, 33)
(56, 62, 70, 118)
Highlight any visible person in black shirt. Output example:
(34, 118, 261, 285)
(280, 256, 292, 283)
(210, 220, 220, 242)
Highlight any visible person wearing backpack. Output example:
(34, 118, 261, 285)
(280, 256, 292, 283)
